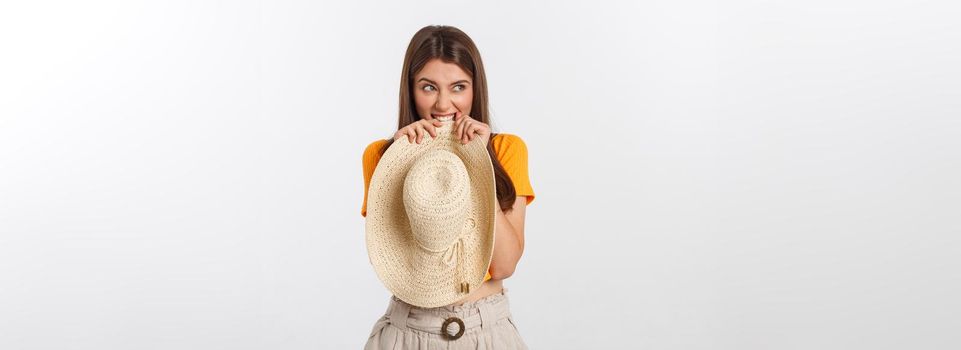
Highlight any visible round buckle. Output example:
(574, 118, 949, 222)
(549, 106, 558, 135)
(441, 316, 465, 340)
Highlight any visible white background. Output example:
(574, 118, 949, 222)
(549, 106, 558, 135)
(2, 0, 959, 349)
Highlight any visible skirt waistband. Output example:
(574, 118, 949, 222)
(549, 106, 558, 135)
(385, 289, 512, 336)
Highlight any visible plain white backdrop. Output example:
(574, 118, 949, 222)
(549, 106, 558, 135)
(1, 0, 959, 349)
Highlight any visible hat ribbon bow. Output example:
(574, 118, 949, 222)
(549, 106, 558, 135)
(441, 218, 475, 294)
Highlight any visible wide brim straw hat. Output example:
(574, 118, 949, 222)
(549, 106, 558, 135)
(365, 116, 496, 308)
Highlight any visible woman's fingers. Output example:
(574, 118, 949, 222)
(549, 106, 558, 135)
(413, 120, 434, 143)
(462, 120, 474, 144)
(466, 122, 478, 142)
(416, 125, 426, 144)
(396, 118, 474, 145)
(457, 119, 470, 143)
(426, 120, 440, 138)
(453, 113, 466, 139)
(467, 123, 484, 142)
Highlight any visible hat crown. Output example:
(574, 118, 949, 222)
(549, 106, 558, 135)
(402, 149, 474, 252)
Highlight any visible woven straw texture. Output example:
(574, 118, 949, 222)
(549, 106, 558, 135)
(365, 118, 496, 308)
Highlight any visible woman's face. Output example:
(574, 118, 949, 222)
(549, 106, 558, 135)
(412, 58, 473, 121)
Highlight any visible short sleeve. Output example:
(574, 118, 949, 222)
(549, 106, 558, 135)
(491, 134, 535, 205)
(361, 140, 388, 217)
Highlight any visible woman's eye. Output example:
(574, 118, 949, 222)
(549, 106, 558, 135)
(453, 85, 464, 92)
(422, 85, 435, 92)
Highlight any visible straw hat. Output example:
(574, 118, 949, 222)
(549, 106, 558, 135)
(365, 117, 496, 308)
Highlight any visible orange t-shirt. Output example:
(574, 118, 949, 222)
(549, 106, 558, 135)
(361, 133, 535, 282)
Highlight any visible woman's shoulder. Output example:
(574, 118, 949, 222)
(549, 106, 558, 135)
(363, 139, 389, 155)
(362, 139, 389, 167)
(491, 133, 528, 153)
(493, 132, 523, 141)
(366, 138, 389, 149)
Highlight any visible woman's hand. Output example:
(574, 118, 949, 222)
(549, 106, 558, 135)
(393, 118, 444, 144)
(453, 112, 491, 145)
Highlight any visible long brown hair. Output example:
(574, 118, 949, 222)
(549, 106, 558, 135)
(378, 25, 517, 212)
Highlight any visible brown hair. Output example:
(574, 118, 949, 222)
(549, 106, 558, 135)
(379, 25, 517, 213)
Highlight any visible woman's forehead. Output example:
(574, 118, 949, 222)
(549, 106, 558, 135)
(415, 59, 472, 83)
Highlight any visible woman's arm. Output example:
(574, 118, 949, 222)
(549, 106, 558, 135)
(488, 196, 529, 280)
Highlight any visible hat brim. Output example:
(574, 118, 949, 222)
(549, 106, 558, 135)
(365, 121, 496, 308)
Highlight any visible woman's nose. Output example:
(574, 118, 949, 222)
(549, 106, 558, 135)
(434, 95, 453, 110)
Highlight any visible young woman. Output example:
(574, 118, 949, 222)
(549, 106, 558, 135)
(360, 25, 535, 349)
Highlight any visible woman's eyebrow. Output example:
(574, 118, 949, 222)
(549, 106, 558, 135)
(417, 78, 471, 86)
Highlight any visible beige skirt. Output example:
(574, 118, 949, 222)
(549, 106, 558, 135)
(364, 288, 529, 350)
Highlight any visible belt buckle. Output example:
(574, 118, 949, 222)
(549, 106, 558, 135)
(441, 316, 465, 340)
